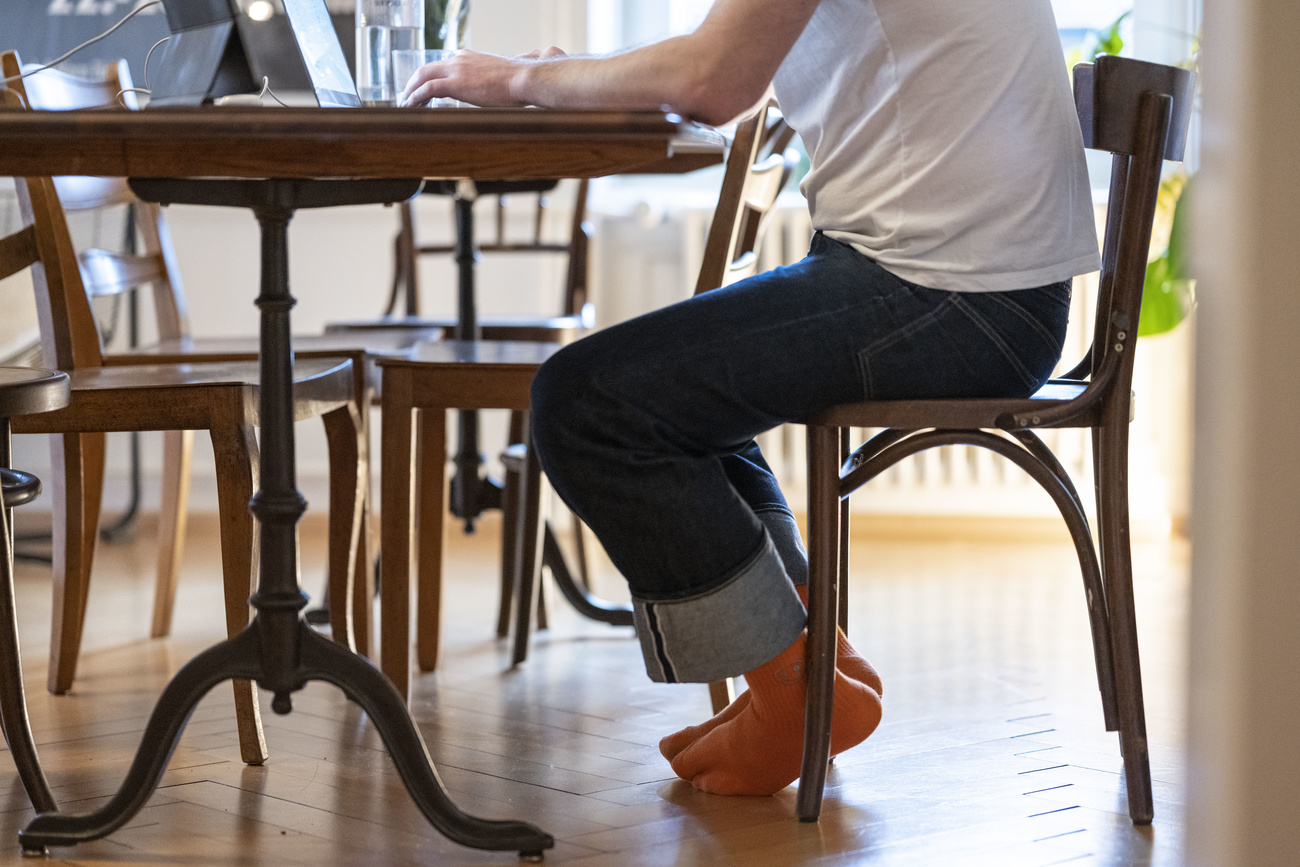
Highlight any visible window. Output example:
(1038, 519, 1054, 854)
(589, 0, 1199, 64)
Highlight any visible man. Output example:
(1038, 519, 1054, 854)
(403, 0, 1100, 797)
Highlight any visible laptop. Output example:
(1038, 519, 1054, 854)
(149, 0, 360, 108)
(281, 0, 361, 108)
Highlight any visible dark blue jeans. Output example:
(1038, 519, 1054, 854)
(531, 233, 1071, 682)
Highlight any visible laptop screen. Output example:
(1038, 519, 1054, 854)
(282, 0, 361, 107)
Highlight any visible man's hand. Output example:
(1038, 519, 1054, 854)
(400, 47, 567, 108)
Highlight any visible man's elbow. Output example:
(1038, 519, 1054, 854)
(673, 80, 768, 126)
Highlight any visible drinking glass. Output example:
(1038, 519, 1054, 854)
(392, 48, 457, 107)
(356, 0, 425, 106)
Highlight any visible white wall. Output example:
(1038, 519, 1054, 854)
(1186, 0, 1300, 863)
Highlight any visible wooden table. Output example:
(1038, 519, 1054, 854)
(0, 105, 720, 860)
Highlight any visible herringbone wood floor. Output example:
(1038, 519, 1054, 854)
(1, 511, 1187, 865)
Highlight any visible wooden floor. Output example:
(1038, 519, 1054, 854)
(1, 511, 1188, 866)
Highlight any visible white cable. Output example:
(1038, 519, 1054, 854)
(2, 1, 163, 86)
(260, 77, 289, 107)
(143, 35, 170, 92)
(116, 87, 152, 109)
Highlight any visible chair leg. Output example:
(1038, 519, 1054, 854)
(151, 429, 194, 638)
(211, 415, 268, 766)
(79, 431, 106, 620)
(497, 411, 526, 638)
(322, 403, 365, 654)
(399, 199, 421, 317)
(497, 450, 520, 638)
(47, 431, 102, 695)
(1096, 419, 1153, 824)
(511, 414, 545, 668)
(571, 513, 592, 592)
(838, 427, 851, 634)
(379, 370, 416, 700)
(797, 423, 841, 822)
(0, 437, 57, 814)
(351, 458, 376, 659)
(352, 372, 376, 658)
(415, 408, 448, 673)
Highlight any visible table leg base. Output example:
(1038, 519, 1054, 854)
(18, 622, 554, 857)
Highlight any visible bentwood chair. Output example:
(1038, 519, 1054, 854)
(3, 50, 435, 658)
(0, 88, 366, 767)
(792, 55, 1195, 825)
(0, 366, 69, 815)
(376, 103, 798, 698)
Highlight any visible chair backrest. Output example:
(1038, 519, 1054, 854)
(694, 101, 798, 295)
(1023, 55, 1194, 429)
(1, 50, 193, 352)
(0, 91, 95, 373)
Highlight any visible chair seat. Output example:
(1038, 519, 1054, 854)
(378, 339, 563, 412)
(113, 331, 431, 361)
(0, 366, 70, 418)
(383, 338, 565, 369)
(13, 357, 354, 433)
(327, 314, 588, 344)
(104, 331, 433, 393)
(807, 380, 1094, 430)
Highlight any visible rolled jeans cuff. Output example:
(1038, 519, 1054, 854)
(632, 536, 807, 683)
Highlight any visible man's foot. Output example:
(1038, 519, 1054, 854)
(659, 689, 753, 762)
(668, 632, 882, 796)
(657, 585, 881, 764)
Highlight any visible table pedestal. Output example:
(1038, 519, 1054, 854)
(19, 178, 553, 860)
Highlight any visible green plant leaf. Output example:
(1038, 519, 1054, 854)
(1090, 11, 1130, 61)
(1139, 173, 1197, 337)
(1166, 172, 1194, 282)
(1139, 260, 1195, 336)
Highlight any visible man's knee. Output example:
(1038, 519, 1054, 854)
(530, 340, 602, 453)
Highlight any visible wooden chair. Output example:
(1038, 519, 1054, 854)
(3, 51, 436, 658)
(792, 55, 1195, 825)
(0, 88, 366, 767)
(329, 177, 595, 635)
(0, 366, 69, 815)
(376, 103, 798, 698)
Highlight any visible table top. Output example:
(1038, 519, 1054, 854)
(0, 106, 723, 180)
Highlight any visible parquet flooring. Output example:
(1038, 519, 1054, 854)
(1, 511, 1187, 865)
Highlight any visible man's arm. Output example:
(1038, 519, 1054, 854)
(401, 0, 820, 125)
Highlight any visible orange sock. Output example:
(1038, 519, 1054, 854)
(658, 584, 882, 764)
(659, 689, 754, 762)
(668, 631, 881, 796)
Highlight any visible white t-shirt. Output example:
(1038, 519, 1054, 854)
(771, 0, 1101, 292)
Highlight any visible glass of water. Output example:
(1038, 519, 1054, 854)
(392, 49, 457, 107)
(356, 0, 425, 106)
